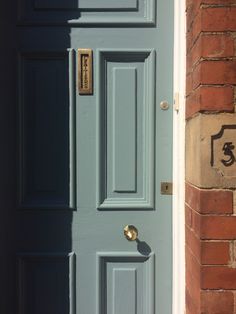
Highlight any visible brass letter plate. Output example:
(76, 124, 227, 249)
(78, 49, 93, 95)
(161, 182, 173, 195)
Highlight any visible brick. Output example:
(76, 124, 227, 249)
(189, 11, 202, 47)
(186, 223, 231, 265)
(186, 90, 200, 119)
(186, 225, 201, 262)
(202, 7, 236, 32)
(185, 289, 200, 314)
(202, 0, 236, 4)
(201, 216, 236, 239)
(186, 54, 194, 75)
(187, 32, 194, 54)
(186, 0, 201, 32)
(192, 208, 201, 238)
(201, 33, 235, 58)
(199, 188, 233, 214)
(188, 8, 236, 50)
(201, 290, 234, 314)
(186, 204, 193, 228)
(201, 241, 230, 265)
(202, 266, 236, 289)
(186, 247, 201, 309)
(192, 61, 202, 89)
(199, 86, 234, 111)
(186, 73, 193, 97)
(193, 60, 236, 88)
(186, 86, 234, 118)
(185, 183, 233, 214)
(186, 184, 200, 211)
(188, 33, 235, 69)
(187, 36, 201, 70)
(186, 245, 201, 281)
(186, 288, 200, 314)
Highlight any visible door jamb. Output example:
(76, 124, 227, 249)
(173, 0, 186, 313)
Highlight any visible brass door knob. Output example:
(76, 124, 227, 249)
(124, 225, 138, 241)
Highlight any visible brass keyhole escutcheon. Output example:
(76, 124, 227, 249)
(124, 225, 138, 241)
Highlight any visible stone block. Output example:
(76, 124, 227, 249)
(186, 113, 236, 188)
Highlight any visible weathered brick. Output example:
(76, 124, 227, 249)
(186, 90, 200, 119)
(201, 216, 236, 239)
(185, 183, 233, 214)
(186, 73, 193, 97)
(186, 0, 201, 31)
(202, 0, 236, 3)
(201, 241, 230, 265)
(186, 86, 234, 118)
(185, 204, 201, 237)
(201, 33, 235, 58)
(202, 266, 236, 289)
(192, 208, 201, 238)
(199, 86, 234, 111)
(187, 7, 236, 49)
(193, 60, 236, 88)
(201, 290, 234, 314)
(202, 7, 236, 32)
(186, 246, 201, 282)
(186, 246, 201, 312)
(186, 204, 193, 228)
(188, 33, 235, 69)
(186, 225, 201, 262)
(186, 288, 200, 314)
(189, 11, 202, 47)
(186, 289, 200, 314)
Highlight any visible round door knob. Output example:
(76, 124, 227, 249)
(124, 225, 138, 241)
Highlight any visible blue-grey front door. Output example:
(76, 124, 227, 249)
(0, 0, 173, 313)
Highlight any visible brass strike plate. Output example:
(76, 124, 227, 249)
(78, 49, 93, 95)
(161, 182, 173, 195)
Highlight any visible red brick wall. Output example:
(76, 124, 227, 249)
(186, 1, 236, 313)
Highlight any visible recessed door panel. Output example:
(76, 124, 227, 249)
(18, 253, 75, 314)
(34, 0, 137, 10)
(18, 0, 155, 25)
(97, 50, 155, 210)
(18, 51, 76, 209)
(98, 253, 154, 314)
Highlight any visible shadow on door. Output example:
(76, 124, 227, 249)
(0, 1, 78, 313)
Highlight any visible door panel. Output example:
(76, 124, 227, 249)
(1, 0, 174, 313)
(18, 253, 75, 314)
(18, 51, 75, 209)
(97, 50, 155, 210)
(98, 253, 154, 314)
(35, 0, 138, 10)
(18, 0, 155, 25)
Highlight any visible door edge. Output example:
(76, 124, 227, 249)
(173, 0, 186, 313)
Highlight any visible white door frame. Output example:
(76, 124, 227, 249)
(173, 0, 186, 313)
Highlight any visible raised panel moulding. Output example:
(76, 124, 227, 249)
(17, 0, 155, 25)
(18, 50, 76, 210)
(18, 252, 75, 314)
(96, 252, 155, 314)
(97, 49, 155, 210)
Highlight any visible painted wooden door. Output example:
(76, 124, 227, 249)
(0, 0, 173, 313)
